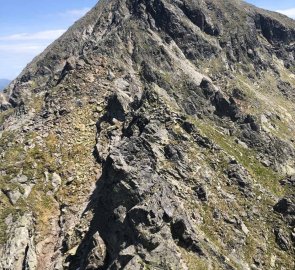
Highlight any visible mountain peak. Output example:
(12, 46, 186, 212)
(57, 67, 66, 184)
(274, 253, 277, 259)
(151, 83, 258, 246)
(0, 0, 294, 269)
(1, 0, 295, 110)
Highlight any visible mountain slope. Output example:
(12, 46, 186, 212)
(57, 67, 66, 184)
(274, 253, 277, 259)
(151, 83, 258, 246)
(0, 0, 295, 269)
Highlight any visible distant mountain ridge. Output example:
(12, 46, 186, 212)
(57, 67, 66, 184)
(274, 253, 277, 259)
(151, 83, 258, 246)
(0, 79, 10, 90)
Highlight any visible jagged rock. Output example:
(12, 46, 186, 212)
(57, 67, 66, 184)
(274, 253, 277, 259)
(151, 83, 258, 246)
(232, 88, 246, 101)
(164, 144, 183, 161)
(193, 185, 208, 202)
(0, 0, 295, 269)
(12, 174, 28, 184)
(274, 228, 291, 251)
(274, 196, 295, 217)
(239, 220, 249, 236)
(280, 175, 295, 186)
(277, 80, 295, 100)
(85, 232, 106, 269)
(52, 172, 62, 192)
(171, 218, 204, 255)
(181, 121, 196, 134)
(227, 163, 252, 192)
(212, 92, 241, 121)
(0, 213, 37, 270)
(3, 188, 21, 205)
(23, 183, 34, 198)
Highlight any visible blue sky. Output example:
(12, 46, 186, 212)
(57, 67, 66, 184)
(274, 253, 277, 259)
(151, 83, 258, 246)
(0, 0, 294, 80)
(0, 0, 97, 79)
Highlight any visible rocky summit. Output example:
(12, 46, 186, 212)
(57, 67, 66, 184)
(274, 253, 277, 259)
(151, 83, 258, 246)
(0, 0, 295, 269)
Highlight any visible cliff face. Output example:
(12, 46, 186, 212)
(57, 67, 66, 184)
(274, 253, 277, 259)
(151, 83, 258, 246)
(0, 0, 295, 269)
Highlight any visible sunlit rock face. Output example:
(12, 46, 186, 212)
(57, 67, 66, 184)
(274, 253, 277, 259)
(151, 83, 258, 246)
(0, 0, 295, 269)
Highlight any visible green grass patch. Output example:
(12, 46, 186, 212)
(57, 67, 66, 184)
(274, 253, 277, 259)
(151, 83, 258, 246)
(191, 118, 283, 195)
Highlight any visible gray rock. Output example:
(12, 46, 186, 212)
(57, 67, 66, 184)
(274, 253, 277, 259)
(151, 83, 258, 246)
(274, 228, 290, 251)
(193, 185, 208, 202)
(273, 196, 295, 216)
(1, 0, 295, 269)
(0, 212, 37, 270)
(52, 172, 62, 192)
(3, 188, 21, 205)
(85, 232, 106, 269)
(227, 163, 252, 192)
(12, 174, 28, 184)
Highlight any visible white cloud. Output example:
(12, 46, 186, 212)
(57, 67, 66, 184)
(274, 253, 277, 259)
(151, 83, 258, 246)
(0, 7, 90, 79)
(0, 29, 66, 41)
(0, 44, 45, 54)
(276, 8, 295, 19)
(0, 29, 67, 78)
(59, 7, 90, 19)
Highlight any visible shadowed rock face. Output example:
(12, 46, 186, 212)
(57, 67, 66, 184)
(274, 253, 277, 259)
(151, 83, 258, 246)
(0, 0, 295, 269)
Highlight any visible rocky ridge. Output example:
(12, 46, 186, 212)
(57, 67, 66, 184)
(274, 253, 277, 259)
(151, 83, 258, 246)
(0, 0, 295, 269)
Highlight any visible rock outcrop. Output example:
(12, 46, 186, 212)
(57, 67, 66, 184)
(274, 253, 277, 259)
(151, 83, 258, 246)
(0, 0, 295, 269)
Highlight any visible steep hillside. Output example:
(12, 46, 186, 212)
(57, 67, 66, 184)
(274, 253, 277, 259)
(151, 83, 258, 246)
(0, 0, 294, 269)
